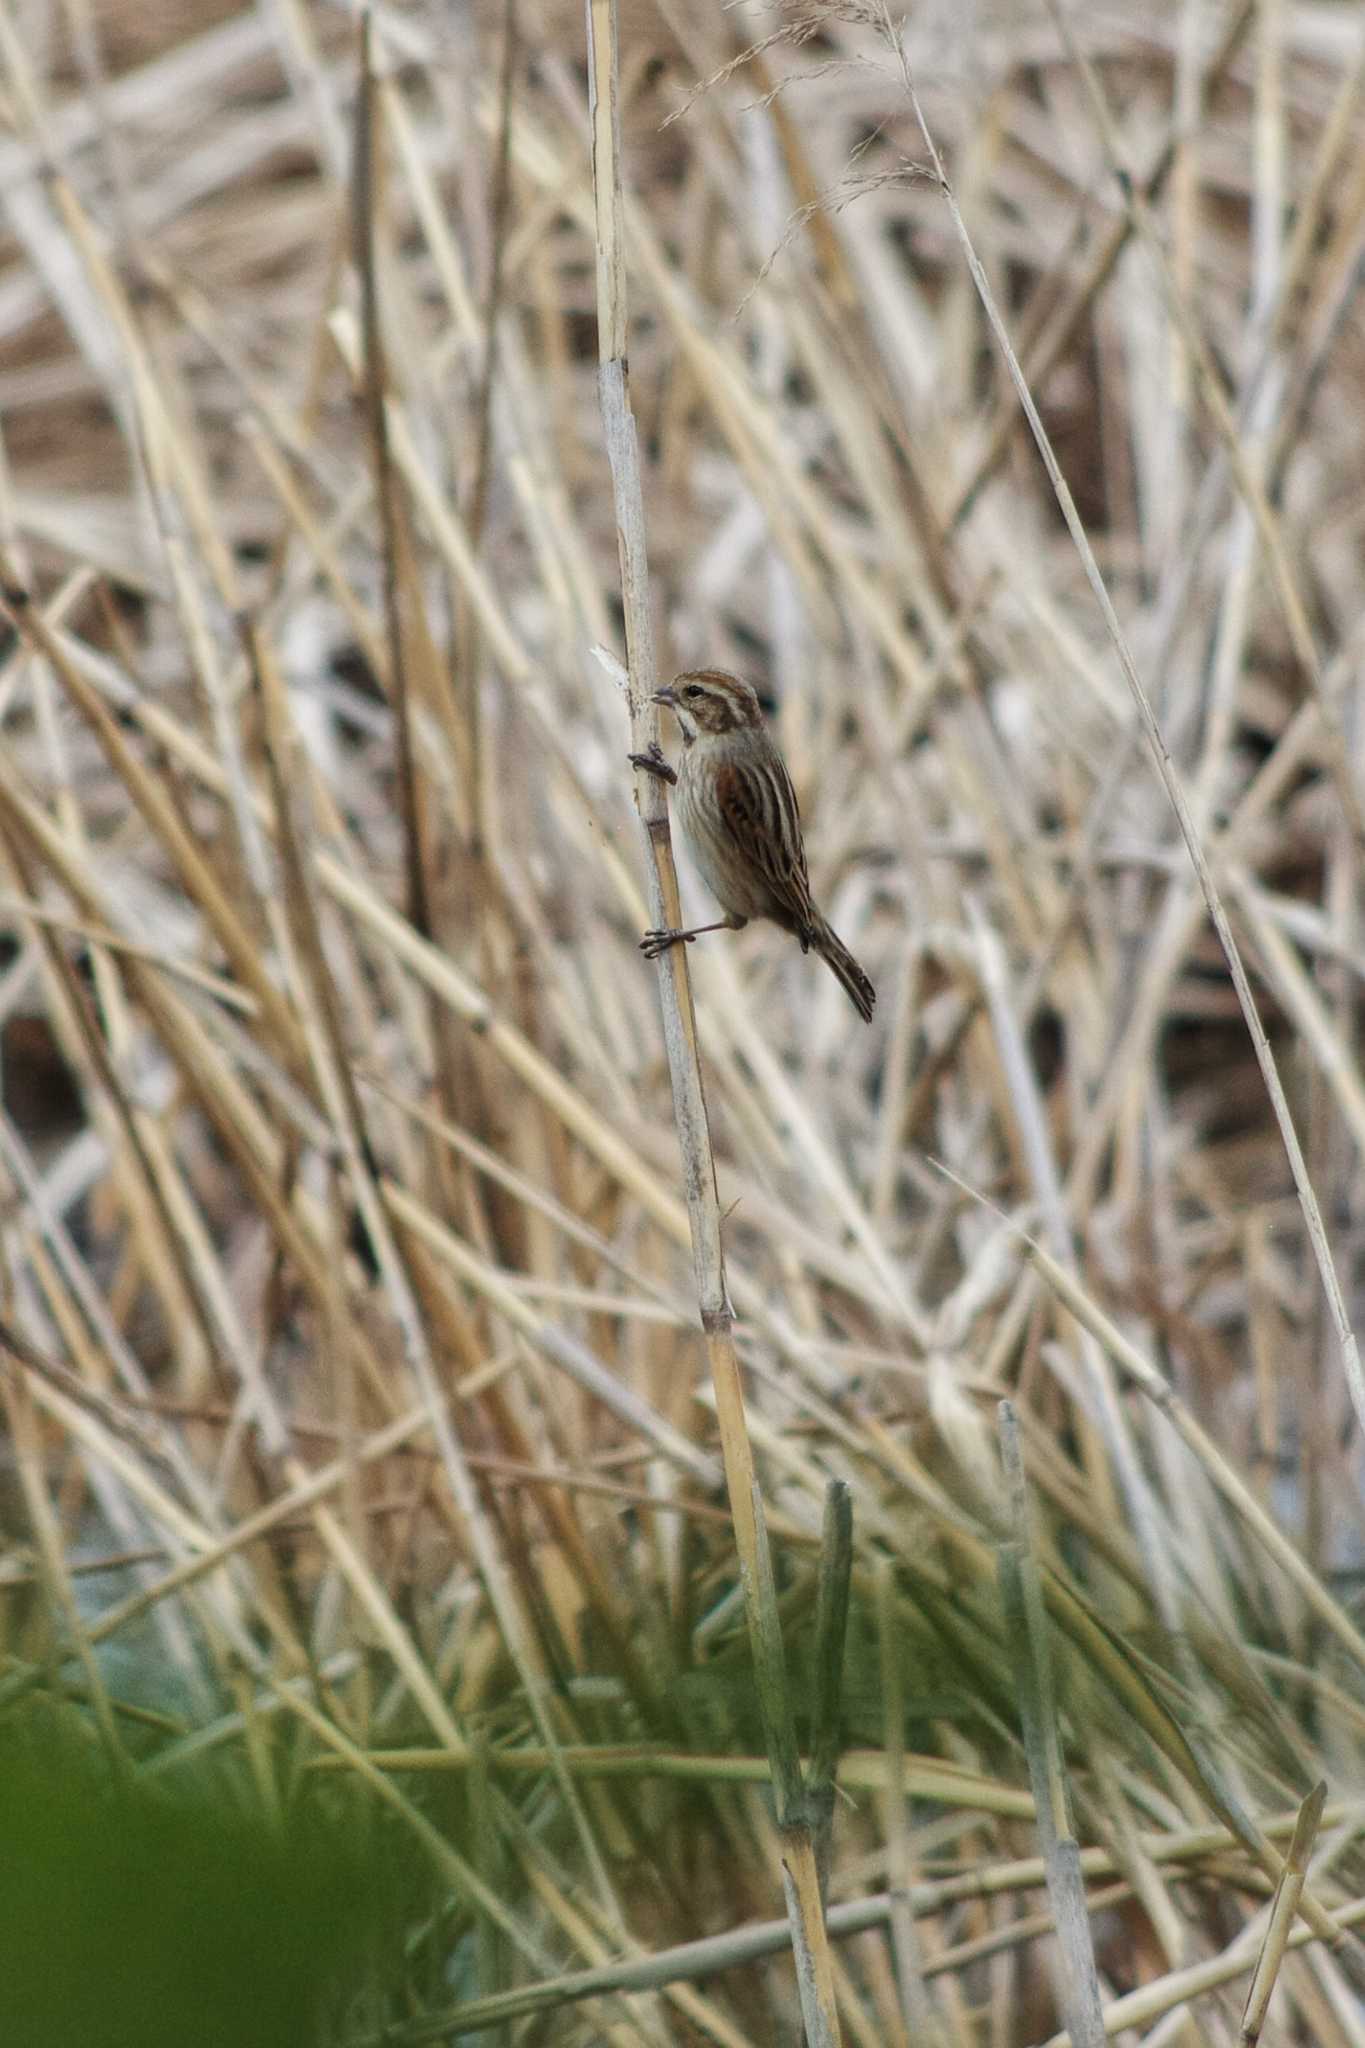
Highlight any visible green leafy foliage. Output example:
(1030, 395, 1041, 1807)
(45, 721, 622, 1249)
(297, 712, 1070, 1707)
(0, 1704, 380, 2048)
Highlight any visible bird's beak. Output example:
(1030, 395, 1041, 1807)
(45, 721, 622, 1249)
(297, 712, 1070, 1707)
(652, 686, 678, 709)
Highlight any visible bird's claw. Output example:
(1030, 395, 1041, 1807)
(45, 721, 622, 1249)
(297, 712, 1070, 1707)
(629, 743, 677, 785)
(640, 927, 693, 959)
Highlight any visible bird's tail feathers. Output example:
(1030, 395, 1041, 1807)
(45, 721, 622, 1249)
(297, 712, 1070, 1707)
(811, 918, 875, 1023)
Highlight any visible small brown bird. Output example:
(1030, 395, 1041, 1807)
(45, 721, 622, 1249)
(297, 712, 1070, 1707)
(631, 669, 876, 1022)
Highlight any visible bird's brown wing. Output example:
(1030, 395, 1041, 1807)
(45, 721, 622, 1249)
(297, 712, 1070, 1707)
(714, 748, 816, 940)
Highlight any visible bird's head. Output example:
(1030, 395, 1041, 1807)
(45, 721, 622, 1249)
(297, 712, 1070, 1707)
(653, 670, 764, 742)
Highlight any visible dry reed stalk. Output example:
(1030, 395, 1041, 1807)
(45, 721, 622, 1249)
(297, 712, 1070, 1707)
(585, 0, 845, 2035)
(1239, 1779, 1327, 2046)
(997, 1401, 1105, 2048)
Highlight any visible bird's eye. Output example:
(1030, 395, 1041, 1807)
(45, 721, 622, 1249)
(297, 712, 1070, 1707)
(683, 684, 703, 699)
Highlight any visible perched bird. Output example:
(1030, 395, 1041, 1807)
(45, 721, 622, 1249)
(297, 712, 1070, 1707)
(630, 668, 875, 1022)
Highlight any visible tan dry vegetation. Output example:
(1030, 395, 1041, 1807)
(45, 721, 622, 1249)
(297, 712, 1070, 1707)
(0, 0, 1364, 2040)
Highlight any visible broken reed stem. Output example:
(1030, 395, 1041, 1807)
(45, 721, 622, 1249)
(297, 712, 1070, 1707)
(584, 1, 840, 2038)
(998, 1401, 1107, 2048)
(805, 1479, 853, 1904)
(876, 1551, 939, 2040)
(1239, 1781, 1327, 2046)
